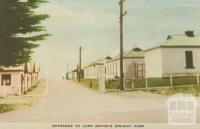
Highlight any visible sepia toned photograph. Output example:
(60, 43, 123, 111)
(0, 0, 200, 129)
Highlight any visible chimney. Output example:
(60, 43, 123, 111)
(133, 47, 142, 51)
(185, 31, 195, 37)
(167, 35, 172, 40)
(132, 43, 138, 49)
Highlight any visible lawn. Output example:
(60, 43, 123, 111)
(106, 79, 121, 90)
(77, 77, 200, 97)
(79, 79, 121, 90)
(78, 79, 99, 91)
(0, 104, 19, 113)
(145, 85, 200, 96)
(107, 85, 200, 98)
(0, 80, 46, 113)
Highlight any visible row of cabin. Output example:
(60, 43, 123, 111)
(67, 31, 200, 80)
(84, 57, 111, 79)
(0, 62, 40, 97)
(68, 48, 146, 80)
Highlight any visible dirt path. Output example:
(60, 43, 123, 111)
(0, 80, 199, 123)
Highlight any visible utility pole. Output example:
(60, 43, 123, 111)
(119, 0, 127, 90)
(66, 63, 69, 80)
(79, 46, 82, 82)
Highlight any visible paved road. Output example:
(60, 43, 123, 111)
(0, 80, 199, 123)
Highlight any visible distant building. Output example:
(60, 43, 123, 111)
(83, 57, 112, 79)
(145, 31, 200, 78)
(67, 69, 78, 80)
(105, 47, 145, 80)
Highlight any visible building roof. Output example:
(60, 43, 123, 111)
(84, 60, 105, 69)
(24, 62, 34, 73)
(33, 63, 40, 73)
(107, 47, 144, 63)
(72, 69, 78, 72)
(84, 57, 112, 69)
(1, 66, 24, 70)
(0, 62, 39, 73)
(0, 66, 24, 72)
(145, 33, 200, 52)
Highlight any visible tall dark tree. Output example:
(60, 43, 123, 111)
(0, 0, 50, 67)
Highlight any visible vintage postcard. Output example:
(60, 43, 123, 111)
(0, 0, 200, 129)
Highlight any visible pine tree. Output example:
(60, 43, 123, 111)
(0, 0, 50, 67)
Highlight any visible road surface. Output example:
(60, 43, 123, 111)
(0, 80, 199, 123)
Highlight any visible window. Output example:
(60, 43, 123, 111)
(116, 62, 118, 74)
(106, 65, 107, 74)
(1, 74, 11, 86)
(110, 64, 111, 74)
(21, 74, 24, 85)
(113, 63, 114, 74)
(108, 64, 109, 75)
(185, 51, 194, 68)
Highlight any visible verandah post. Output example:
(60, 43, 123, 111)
(99, 66, 105, 93)
(197, 73, 200, 84)
(145, 78, 148, 88)
(132, 81, 135, 89)
(123, 76, 126, 89)
(3, 82, 6, 98)
(170, 75, 173, 87)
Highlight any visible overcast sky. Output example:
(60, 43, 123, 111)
(32, 0, 200, 79)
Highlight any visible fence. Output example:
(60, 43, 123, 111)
(105, 73, 200, 90)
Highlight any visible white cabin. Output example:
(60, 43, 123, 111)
(83, 57, 112, 79)
(145, 31, 200, 78)
(105, 47, 145, 80)
(0, 62, 40, 97)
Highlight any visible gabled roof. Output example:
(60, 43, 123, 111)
(24, 62, 33, 73)
(66, 69, 78, 74)
(123, 48, 144, 58)
(145, 34, 200, 52)
(0, 66, 24, 72)
(0, 62, 39, 73)
(72, 69, 78, 72)
(33, 63, 40, 73)
(84, 57, 112, 69)
(107, 47, 144, 63)
(84, 60, 105, 69)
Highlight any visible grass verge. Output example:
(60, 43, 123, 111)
(76, 78, 200, 97)
(0, 80, 46, 113)
(110, 76, 199, 89)
(77, 79, 99, 91)
(144, 85, 200, 96)
(0, 104, 19, 113)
